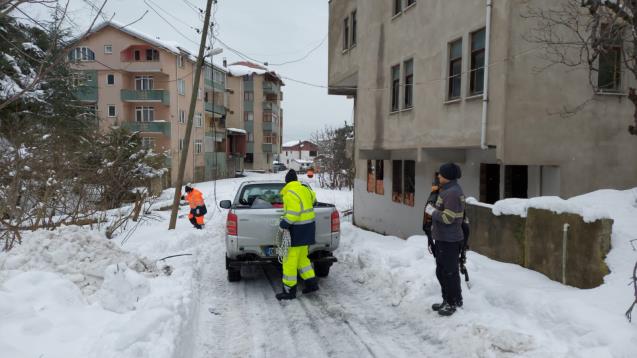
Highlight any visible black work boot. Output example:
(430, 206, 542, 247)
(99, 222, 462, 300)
(438, 302, 457, 316)
(432, 300, 447, 311)
(276, 285, 297, 300)
(302, 277, 319, 294)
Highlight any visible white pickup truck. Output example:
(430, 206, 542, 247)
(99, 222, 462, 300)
(219, 181, 340, 282)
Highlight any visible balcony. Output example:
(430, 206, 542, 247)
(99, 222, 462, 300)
(263, 121, 279, 133)
(263, 101, 279, 113)
(74, 86, 98, 102)
(205, 79, 226, 92)
(262, 143, 274, 152)
(263, 81, 279, 96)
(122, 121, 171, 136)
(244, 120, 253, 132)
(121, 89, 170, 105)
(205, 102, 226, 116)
(247, 142, 254, 153)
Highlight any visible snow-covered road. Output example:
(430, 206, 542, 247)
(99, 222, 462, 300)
(2, 173, 636, 358)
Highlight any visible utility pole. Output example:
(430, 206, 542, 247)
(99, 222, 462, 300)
(168, 0, 215, 230)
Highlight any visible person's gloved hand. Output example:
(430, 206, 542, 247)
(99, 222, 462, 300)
(428, 237, 436, 256)
(425, 204, 436, 216)
(279, 220, 291, 230)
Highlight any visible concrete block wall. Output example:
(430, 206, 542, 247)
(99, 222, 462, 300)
(466, 204, 613, 289)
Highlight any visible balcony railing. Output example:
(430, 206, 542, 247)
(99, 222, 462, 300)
(263, 121, 279, 133)
(74, 86, 98, 102)
(263, 101, 279, 113)
(262, 143, 280, 153)
(122, 121, 171, 136)
(205, 102, 226, 116)
(263, 81, 279, 95)
(121, 89, 170, 105)
(205, 79, 226, 92)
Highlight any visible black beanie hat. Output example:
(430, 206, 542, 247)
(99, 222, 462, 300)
(439, 163, 461, 181)
(285, 169, 298, 183)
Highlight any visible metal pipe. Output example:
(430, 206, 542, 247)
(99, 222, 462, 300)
(562, 223, 570, 284)
(480, 0, 493, 150)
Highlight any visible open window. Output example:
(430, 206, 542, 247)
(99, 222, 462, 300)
(403, 160, 415, 206)
(375, 160, 384, 195)
(367, 160, 375, 193)
(392, 160, 403, 203)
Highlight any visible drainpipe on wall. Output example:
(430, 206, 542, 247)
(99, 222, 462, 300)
(480, 0, 493, 150)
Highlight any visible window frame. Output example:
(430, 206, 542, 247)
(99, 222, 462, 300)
(179, 110, 185, 124)
(393, 0, 402, 16)
(390, 64, 401, 112)
(106, 73, 115, 86)
(104, 44, 112, 54)
(194, 139, 203, 154)
(135, 76, 154, 91)
(351, 10, 357, 48)
(367, 160, 375, 193)
(179, 138, 184, 151)
(177, 54, 184, 68)
(448, 38, 463, 100)
(375, 160, 384, 195)
(392, 160, 403, 203)
(142, 137, 156, 150)
(598, 45, 623, 92)
(195, 112, 203, 127)
(107, 104, 116, 118)
(244, 111, 254, 121)
(177, 79, 185, 95)
(135, 106, 155, 122)
(403, 160, 416, 207)
(244, 91, 254, 101)
(343, 16, 350, 51)
(469, 28, 486, 96)
(403, 59, 414, 109)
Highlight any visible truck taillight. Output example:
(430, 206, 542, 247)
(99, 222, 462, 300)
(227, 212, 238, 235)
(331, 210, 340, 233)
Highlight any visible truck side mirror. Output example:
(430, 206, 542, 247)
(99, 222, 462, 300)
(219, 200, 232, 209)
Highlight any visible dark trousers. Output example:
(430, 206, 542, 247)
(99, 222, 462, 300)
(435, 240, 462, 305)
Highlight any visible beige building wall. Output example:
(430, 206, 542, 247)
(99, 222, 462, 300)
(70, 23, 216, 186)
(329, 0, 637, 238)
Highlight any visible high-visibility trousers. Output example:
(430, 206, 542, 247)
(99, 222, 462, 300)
(282, 246, 315, 288)
(188, 209, 204, 225)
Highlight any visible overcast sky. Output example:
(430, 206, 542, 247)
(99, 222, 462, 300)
(35, 0, 353, 142)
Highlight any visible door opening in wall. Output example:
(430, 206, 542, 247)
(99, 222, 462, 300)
(480, 163, 500, 204)
(505, 165, 528, 199)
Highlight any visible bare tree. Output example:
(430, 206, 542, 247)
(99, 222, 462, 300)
(311, 123, 354, 190)
(523, 0, 637, 135)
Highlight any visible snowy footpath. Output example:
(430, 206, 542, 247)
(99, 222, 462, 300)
(1, 172, 636, 358)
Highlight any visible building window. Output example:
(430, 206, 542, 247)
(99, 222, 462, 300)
(392, 160, 403, 203)
(248, 133, 254, 142)
(470, 28, 486, 96)
(135, 106, 155, 122)
(107, 105, 116, 117)
(107, 74, 115, 85)
(134, 50, 141, 61)
(407, 0, 416, 7)
(243, 74, 252, 82)
(403, 59, 413, 109)
(391, 64, 400, 112)
(177, 55, 184, 68)
(146, 48, 159, 61)
(244, 91, 254, 101)
(351, 11, 357, 47)
(393, 0, 402, 15)
(104, 45, 112, 54)
(263, 133, 273, 144)
(245, 153, 254, 163)
(142, 137, 156, 149)
(309, 150, 317, 157)
(343, 16, 350, 51)
(177, 79, 185, 95)
(403, 160, 415, 207)
(375, 160, 384, 195)
(68, 47, 95, 62)
(598, 46, 622, 91)
(135, 76, 154, 90)
(366, 160, 375, 193)
(195, 112, 203, 127)
(448, 39, 463, 100)
(179, 110, 185, 124)
(194, 139, 203, 154)
(244, 111, 254, 121)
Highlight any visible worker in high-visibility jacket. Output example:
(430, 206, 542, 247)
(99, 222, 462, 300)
(276, 169, 319, 300)
(180, 184, 207, 229)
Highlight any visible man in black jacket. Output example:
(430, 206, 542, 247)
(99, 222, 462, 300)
(425, 163, 466, 316)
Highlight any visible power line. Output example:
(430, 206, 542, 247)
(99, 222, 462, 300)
(268, 34, 327, 66)
(143, 0, 200, 47)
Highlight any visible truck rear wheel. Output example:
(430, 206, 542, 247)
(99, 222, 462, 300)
(314, 262, 330, 278)
(227, 268, 241, 282)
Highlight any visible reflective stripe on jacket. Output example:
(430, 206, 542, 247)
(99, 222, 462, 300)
(185, 189, 205, 209)
(281, 181, 316, 225)
(432, 180, 465, 243)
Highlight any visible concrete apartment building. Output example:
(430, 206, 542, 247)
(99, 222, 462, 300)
(226, 62, 284, 171)
(69, 22, 283, 184)
(328, 0, 637, 238)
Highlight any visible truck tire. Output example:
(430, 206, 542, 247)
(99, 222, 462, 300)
(314, 262, 330, 278)
(227, 268, 241, 282)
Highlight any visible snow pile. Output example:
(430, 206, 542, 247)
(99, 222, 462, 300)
(0, 226, 157, 295)
(491, 194, 613, 222)
(227, 64, 268, 76)
(97, 264, 151, 313)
